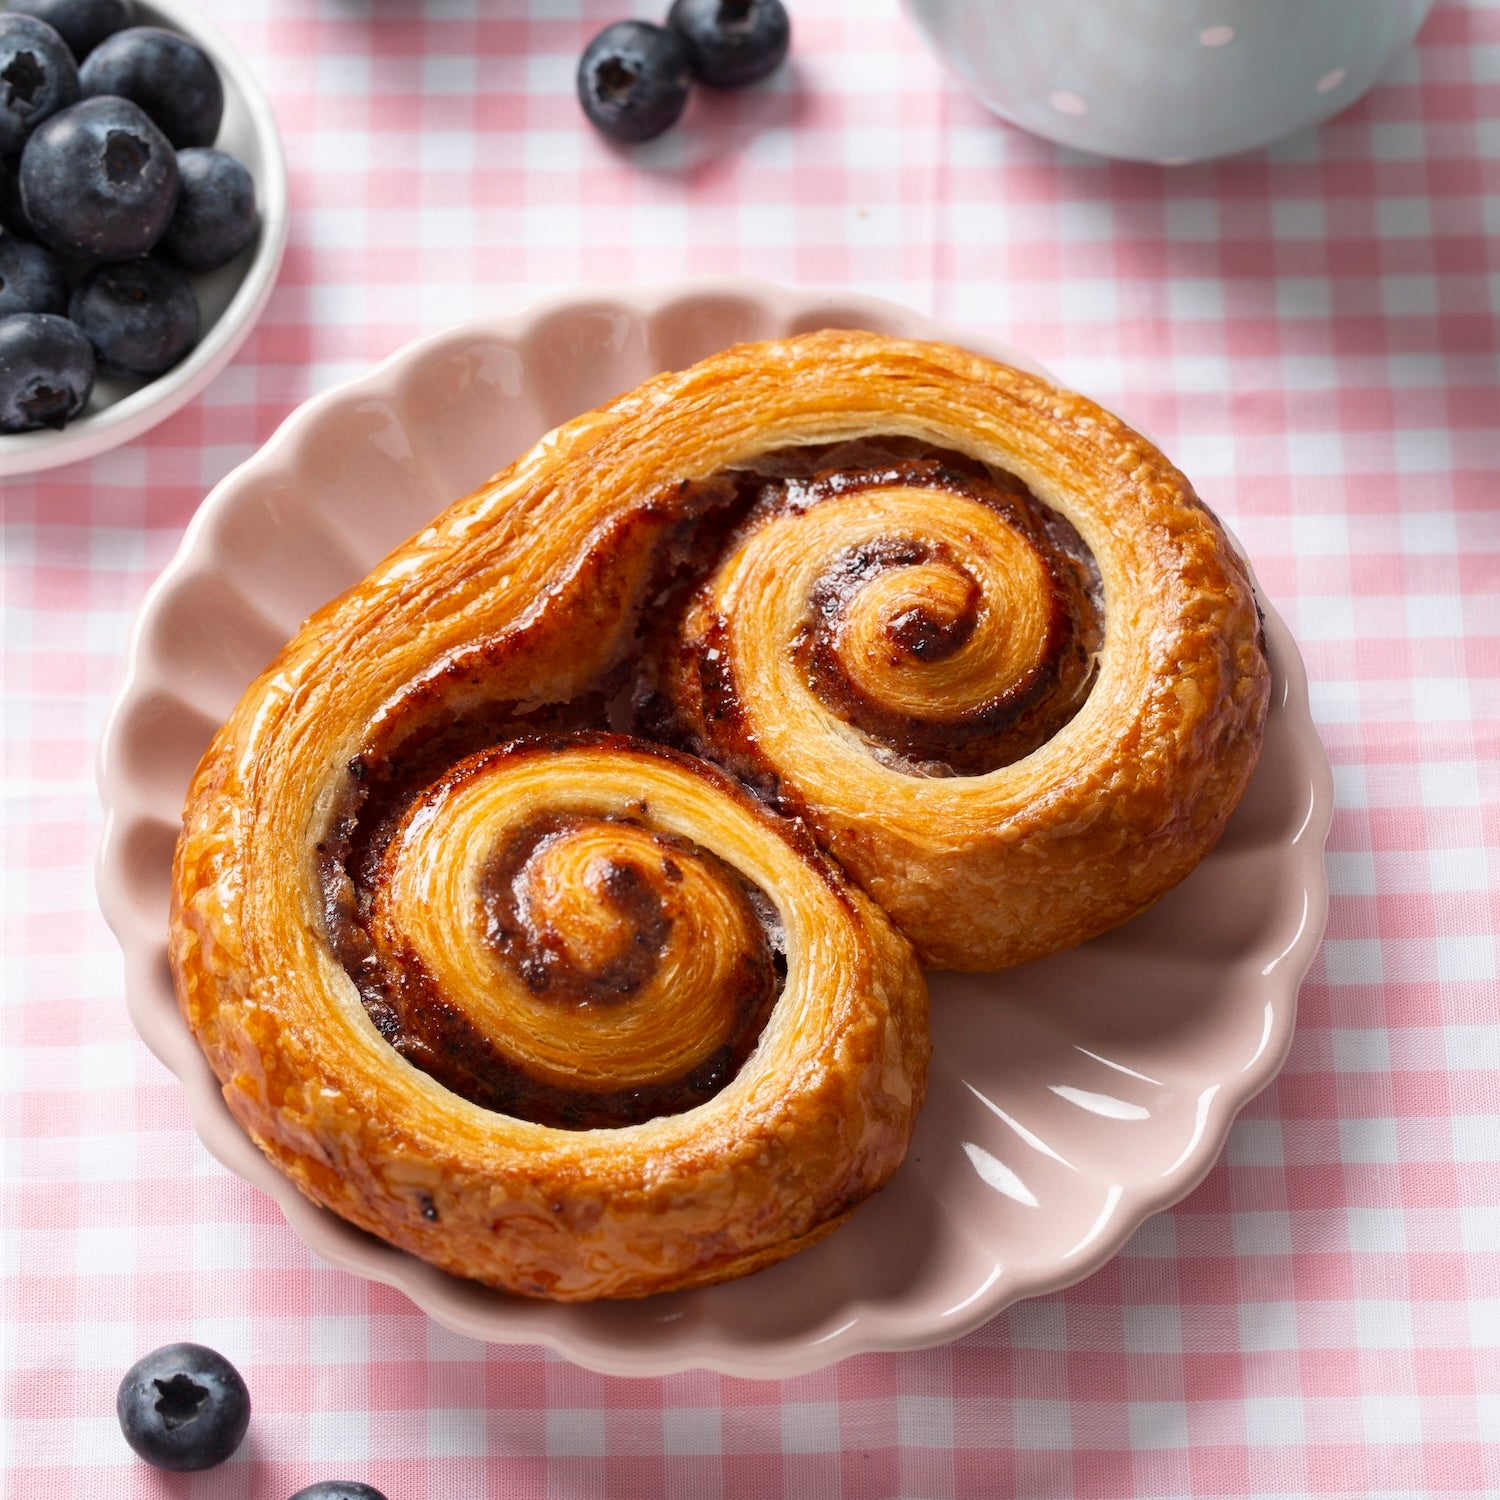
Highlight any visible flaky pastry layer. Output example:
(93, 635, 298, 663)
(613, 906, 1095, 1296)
(170, 328, 1265, 1299)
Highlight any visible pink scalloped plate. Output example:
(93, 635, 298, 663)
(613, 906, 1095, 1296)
(96, 281, 1332, 1378)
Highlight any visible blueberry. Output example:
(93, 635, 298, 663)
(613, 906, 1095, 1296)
(20, 94, 177, 259)
(79, 25, 222, 148)
(158, 146, 255, 271)
(8, 0, 137, 62)
(69, 254, 199, 376)
(288, 1486, 390, 1500)
(0, 311, 93, 430)
(0, 13, 79, 158)
(577, 21, 692, 144)
(116, 1343, 251, 1473)
(0, 233, 66, 314)
(667, 0, 789, 89)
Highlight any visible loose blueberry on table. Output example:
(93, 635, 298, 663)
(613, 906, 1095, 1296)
(8, 0, 136, 63)
(0, 11, 79, 158)
(288, 1485, 391, 1500)
(116, 1342, 251, 1472)
(577, 1, 791, 143)
(577, 19, 694, 144)
(79, 24, 222, 148)
(668, 0, 790, 89)
(19, 93, 177, 260)
(69, 253, 200, 376)
(0, 310, 93, 430)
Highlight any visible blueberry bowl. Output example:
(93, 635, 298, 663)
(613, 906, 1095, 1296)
(0, 0, 287, 477)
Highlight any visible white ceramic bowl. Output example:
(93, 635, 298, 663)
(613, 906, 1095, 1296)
(96, 281, 1332, 1377)
(902, 0, 1435, 164)
(0, 0, 288, 477)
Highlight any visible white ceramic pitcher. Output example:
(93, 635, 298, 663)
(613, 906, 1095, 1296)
(902, 0, 1436, 163)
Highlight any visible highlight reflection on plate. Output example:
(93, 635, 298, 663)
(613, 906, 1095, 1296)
(96, 281, 1332, 1379)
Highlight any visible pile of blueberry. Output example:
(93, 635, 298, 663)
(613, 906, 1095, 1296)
(118, 1343, 385, 1497)
(0, 0, 259, 435)
(578, 0, 790, 144)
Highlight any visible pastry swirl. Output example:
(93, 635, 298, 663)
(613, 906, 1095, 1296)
(170, 327, 1266, 1298)
(641, 345, 1269, 970)
(176, 723, 927, 1300)
(350, 738, 788, 1130)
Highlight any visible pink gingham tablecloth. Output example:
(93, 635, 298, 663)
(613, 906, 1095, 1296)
(4, 1, 1499, 1495)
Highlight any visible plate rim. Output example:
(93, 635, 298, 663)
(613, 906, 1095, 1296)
(95, 278, 1334, 1378)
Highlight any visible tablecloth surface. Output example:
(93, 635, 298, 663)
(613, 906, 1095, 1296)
(5, 1, 1499, 1496)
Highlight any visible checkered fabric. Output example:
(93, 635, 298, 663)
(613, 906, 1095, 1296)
(5, 0, 1499, 1495)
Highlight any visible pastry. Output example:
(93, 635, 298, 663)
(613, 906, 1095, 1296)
(642, 334, 1270, 968)
(170, 328, 1266, 1299)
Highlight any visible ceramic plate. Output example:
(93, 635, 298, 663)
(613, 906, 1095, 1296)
(0, 0, 289, 477)
(96, 280, 1332, 1378)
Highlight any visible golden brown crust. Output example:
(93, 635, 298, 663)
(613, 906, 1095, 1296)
(174, 728, 930, 1301)
(647, 335, 1271, 969)
(170, 328, 1265, 1299)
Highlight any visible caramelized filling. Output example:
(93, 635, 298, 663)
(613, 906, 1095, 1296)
(788, 459, 1102, 774)
(318, 435, 1101, 1124)
(641, 438, 1105, 778)
(318, 735, 784, 1132)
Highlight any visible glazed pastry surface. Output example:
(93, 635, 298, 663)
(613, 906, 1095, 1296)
(649, 384, 1270, 967)
(170, 329, 1266, 1299)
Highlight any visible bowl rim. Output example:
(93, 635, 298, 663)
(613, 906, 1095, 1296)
(0, 0, 290, 478)
(95, 278, 1334, 1377)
